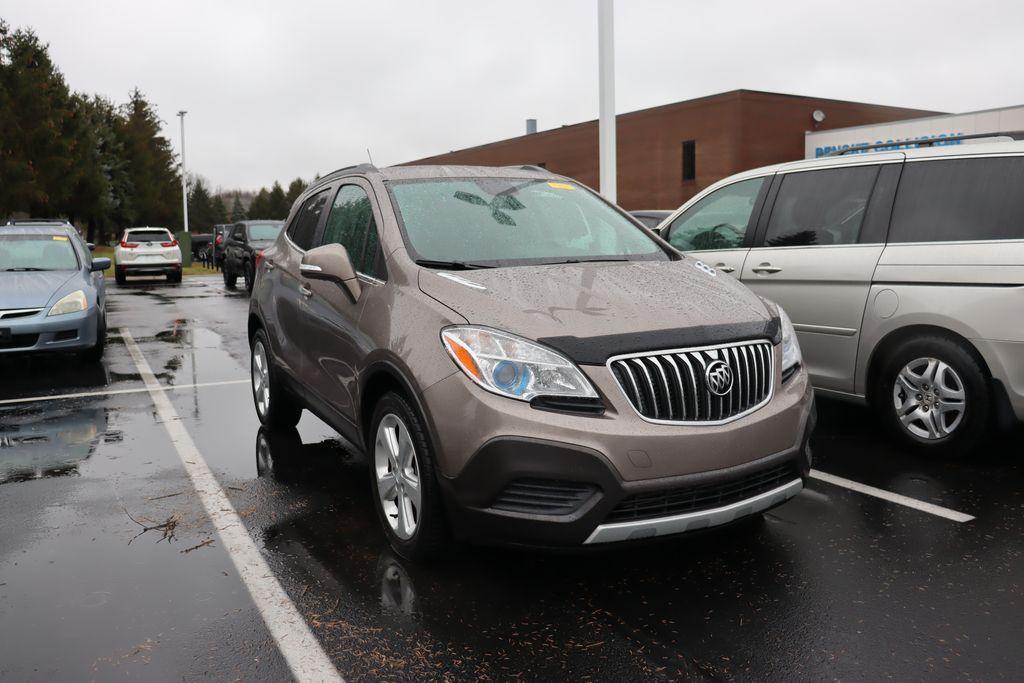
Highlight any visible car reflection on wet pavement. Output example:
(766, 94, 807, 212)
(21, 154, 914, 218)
(1, 277, 1022, 680)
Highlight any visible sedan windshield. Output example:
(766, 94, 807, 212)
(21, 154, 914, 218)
(247, 223, 283, 241)
(389, 178, 668, 267)
(0, 235, 79, 271)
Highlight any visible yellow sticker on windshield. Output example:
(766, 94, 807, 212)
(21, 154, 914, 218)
(547, 181, 575, 190)
(52, 235, 69, 241)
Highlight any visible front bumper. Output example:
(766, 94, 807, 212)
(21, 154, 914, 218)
(0, 308, 99, 355)
(423, 346, 816, 547)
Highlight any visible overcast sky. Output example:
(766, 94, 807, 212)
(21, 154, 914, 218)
(4, 0, 1021, 191)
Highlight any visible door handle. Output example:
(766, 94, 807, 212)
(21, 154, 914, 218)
(713, 262, 735, 273)
(752, 263, 782, 274)
(265, 260, 276, 271)
(299, 284, 313, 298)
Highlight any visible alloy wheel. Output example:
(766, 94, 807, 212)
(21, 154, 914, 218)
(252, 340, 271, 419)
(374, 413, 421, 540)
(892, 357, 965, 440)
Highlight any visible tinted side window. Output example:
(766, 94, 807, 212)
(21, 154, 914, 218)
(231, 225, 245, 241)
(320, 184, 384, 277)
(763, 166, 879, 247)
(889, 157, 1024, 243)
(668, 177, 765, 251)
(286, 190, 331, 250)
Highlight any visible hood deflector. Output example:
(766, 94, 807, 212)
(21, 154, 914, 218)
(538, 317, 781, 365)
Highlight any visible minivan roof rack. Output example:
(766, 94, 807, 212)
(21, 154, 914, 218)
(828, 131, 1024, 156)
(321, 163, 378, 179)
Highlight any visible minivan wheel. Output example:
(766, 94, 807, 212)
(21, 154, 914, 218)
(250, 330, 302, 428)
(369, 392, 448, 561)
(874, 336, 990, 458)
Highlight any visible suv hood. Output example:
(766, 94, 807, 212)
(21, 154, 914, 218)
(0, 271, 78, 309)
(418, 260, 778, 364)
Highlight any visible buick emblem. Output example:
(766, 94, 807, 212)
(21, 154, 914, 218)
(705, 360, 733, 396)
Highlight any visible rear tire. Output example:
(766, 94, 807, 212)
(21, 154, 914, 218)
(369, 392, 449, 561)
(168, 271, 182, 284)
(244, 260, 255, 292)
(872, 335, 990, 458)
(250, 329, 301, 428)
(115, 267, 126, 286)
(223, 264, 237, 289)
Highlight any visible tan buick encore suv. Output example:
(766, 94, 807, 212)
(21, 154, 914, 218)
(248, 164, 814, 560)
(659, 137, 1024, 458)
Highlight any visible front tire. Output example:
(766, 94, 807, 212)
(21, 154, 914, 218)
(81, 312, 106, 363)
(250, 329, 302, 428)
(873, 335, 990, 458)
(369, 392, 449, 561)
(244, 260, 255, 292)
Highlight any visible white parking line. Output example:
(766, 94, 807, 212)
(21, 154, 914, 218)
(0, 379, 248, 406)
(809, 469, 975, 523)
(122, 330, 343, 682)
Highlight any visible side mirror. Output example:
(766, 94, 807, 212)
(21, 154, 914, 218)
(91, 257, 111, 272)
(87, 242, 96, 251)
(299, 243, 362, 301)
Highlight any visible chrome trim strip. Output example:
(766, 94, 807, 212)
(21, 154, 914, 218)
(793, 323, 857, 337)
(584, 478, 802, 544)
(436, 272, 486, 290)
(607, 339, 775, 427)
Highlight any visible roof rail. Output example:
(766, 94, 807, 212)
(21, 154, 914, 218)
(320, 163, 378, 179)
(505, 164, 551, 173)
(827, 131, 1024, 157)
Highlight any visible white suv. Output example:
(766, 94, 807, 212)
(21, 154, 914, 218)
(114, 227, 182, 285)
(659, 135, 1024, 457)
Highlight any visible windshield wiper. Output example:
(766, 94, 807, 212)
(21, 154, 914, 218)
(554, 257, 630, 264)
(4, 267, 48, 272)
(415, 258, 494, 270)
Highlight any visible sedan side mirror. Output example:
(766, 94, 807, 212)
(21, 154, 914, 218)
(91, 257, 111, 272)
(300, 243, 362, 301)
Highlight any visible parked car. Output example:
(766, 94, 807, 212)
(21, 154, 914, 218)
(659, 137, 1024, 457)
(629, 210, 672, 230)
(114, 227, 182, 285)
(223, 220, 284, 292)
(0, 223, 109, 361)
(247, 164, 814, 560)
(212, 223, 234, 268)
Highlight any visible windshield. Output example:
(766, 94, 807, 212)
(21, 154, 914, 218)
(389, 178, 668, 267)
(0, 234, 80, 271)
(247, 223, 283, 241)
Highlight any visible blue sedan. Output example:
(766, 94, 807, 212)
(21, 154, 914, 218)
(0, 224, 110, 362)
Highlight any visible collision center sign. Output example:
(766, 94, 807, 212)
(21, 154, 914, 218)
(805, 105, 1024, 158)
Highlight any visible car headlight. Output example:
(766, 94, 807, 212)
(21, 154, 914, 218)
(441, 325, 598, 402)
(48, 290, 88, 316)
(778, 305, 802, 373)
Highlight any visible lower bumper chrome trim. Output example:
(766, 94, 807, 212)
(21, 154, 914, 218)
(584, 477, 803, 544)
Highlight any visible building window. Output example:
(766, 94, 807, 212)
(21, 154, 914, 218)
(681, 140, 696, 182)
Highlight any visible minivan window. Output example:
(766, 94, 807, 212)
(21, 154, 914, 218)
(286, 189, 331, 250)
(320, 185, 383, 276)
(763, 166, 879, 247)
(889, 157, 1024, 243)
(390, 178, 667, 267)
(667, 177, 765, 251)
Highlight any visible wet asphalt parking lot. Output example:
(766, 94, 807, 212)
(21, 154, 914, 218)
(1, 276, 1022, 681)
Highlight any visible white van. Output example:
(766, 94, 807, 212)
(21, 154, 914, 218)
(659, 135, 1024, 457)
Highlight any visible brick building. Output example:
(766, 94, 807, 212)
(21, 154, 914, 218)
(407, 89, 941, 209)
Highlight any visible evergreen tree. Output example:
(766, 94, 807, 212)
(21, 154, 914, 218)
(248, 187, 271, 219)
(230, 192, 246, 221)
(285, 177, 307, 205)
(211, 194, 227, 225)
(187, 175, 217, 232)
(267, 181, 288, 219)
(115, 88, 180, 229)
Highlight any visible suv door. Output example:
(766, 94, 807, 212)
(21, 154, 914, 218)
(266, 189, 332, 382)
(664, 176, 771, 277)
(739, 162, 901, 392)
(301, 180, 386, 428)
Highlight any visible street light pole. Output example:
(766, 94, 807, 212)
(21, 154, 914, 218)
(177, 110, 189, 233)
(598, 0, 616, 204)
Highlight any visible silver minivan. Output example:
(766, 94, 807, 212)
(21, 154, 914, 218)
(659, 137, 1024, 457)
